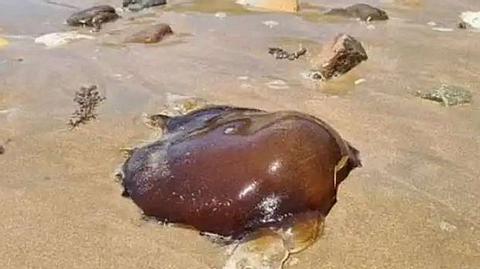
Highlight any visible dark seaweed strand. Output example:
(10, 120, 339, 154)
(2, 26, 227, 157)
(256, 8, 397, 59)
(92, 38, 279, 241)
(68, 85, 106, 129)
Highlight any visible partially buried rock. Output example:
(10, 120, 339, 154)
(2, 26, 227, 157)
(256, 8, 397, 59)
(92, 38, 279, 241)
(123, 0, 166, 11)
(125, 23, 173, 44)
(67, 5, 119, 31)
(417, 84, 473, 107)
(326, 3, 389, 21)
(119, 105, 361, 239)
(310, 34, 368, 80)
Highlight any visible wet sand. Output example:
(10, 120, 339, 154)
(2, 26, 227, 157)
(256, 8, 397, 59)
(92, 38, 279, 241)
(1, 0, 480, 268)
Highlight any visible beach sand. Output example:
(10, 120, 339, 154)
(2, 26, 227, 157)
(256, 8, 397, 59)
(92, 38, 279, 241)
(0, 0, 479, 268)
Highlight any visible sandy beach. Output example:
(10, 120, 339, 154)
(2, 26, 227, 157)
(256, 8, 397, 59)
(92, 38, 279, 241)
(0, 0, 479, 268)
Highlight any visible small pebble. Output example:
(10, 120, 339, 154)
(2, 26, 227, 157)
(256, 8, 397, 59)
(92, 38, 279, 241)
(215, 12, 227, 19)
(224, 127, 235, 134)
(439, 221, 457, 232)
(262, 20, 279, 28)
(288, 257, 299, 266)
(354, 78, 367, 85)
(0, 145, 4, 155)
(458, 22, 468, 29)
(266, 80, 289, 90)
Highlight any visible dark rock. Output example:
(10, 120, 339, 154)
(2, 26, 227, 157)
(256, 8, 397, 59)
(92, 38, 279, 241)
(326, 3, 388, 21)
(311, 34, 368, 80)
(458, 22, 468, 29)
(67, 5, 118, 31)
(125, 23, 173, 44)
(123, 0, 166, 11)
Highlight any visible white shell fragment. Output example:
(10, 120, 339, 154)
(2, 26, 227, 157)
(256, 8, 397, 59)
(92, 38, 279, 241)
(35, 31, 94, 48)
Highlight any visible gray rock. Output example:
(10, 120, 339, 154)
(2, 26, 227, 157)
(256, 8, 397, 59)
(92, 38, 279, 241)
(125, 23, 173, 44)
(268, 47, 307, 60)
(67, 5, 118, 31)
(326, 3, 388, 21)
(311, 34, 368, 80)
(123, 0, 166, 11)
(417, 84, 473, 107)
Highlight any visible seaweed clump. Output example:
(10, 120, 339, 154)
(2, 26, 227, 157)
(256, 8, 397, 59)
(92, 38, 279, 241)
(68, 85, 106, 128)
(268, 47, 307, 60)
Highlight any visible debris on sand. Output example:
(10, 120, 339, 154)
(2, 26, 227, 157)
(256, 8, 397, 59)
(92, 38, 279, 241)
(439, 221, 457, 233)
(268, 47, 307, 60)
(457, 21, 468, 29)
(310, 34, 368, 80)
(460, 11, 480, 29)
(262, 20, 279, 28)
(123, 0, 166, 11)
(68, 85, 106, 128)
(266, 79, 289, 89)
(164, 94, 207, 115)
(125, 23, 173, 44)
(66, 5, 118, 31)
(142, 94, 208, 129)
(417, 84, 472, 107)
(431, 27, 454, 32)
(223, 232, 288, 269)
(215, 12, 227, 19)
(35, 32, 94, 48)
(325, 3, 389, 22)
(236, 0, 299, 12)
(156, 94, 206, 115)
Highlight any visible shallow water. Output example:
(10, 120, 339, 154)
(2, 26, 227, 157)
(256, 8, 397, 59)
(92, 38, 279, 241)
(1, 0, 480, 268)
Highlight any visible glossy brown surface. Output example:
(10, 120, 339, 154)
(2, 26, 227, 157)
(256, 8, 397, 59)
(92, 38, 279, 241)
(121, 106, 360, 237)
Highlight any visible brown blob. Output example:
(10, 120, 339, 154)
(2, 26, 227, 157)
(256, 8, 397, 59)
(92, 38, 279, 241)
(125, 24, 173, 44)
(121, 106, 361, 238)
